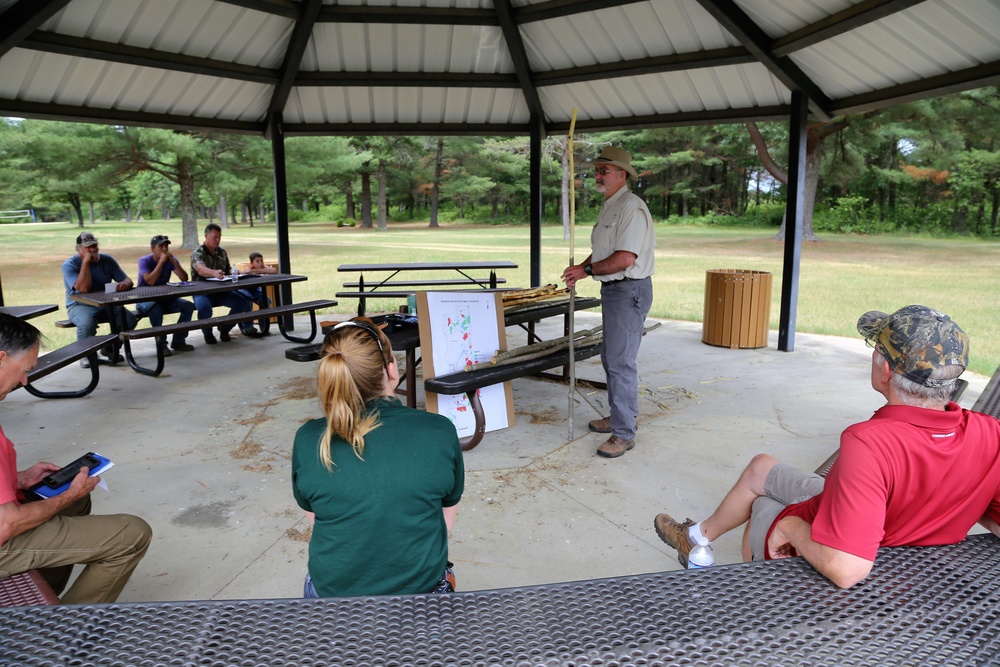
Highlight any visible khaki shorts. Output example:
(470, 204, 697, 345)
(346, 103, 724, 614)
(747, 463, 825, 561)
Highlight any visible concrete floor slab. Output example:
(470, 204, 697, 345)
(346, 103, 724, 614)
(4, 314, 989, 603)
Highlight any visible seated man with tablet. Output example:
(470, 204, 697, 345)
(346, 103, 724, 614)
(0, 314, 152, 604)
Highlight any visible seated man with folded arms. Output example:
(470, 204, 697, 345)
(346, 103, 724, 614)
(654, 305, 1000, 588)
(62, 231, 138, 366)
(0, 314, 151, 603)
(135, 234, 196, 356)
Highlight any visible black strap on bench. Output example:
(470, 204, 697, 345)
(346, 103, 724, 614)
(425, 343, 603, 451)
(23, 334, 117, 399)
(119, 300, 337, 376)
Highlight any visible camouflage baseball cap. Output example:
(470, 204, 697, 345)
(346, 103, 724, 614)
(76, 231, 99, 247)
(857, 305, 969, 387)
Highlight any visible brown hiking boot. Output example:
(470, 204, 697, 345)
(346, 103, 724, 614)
(596, 435, 635, 458)
(654, 513, 696, 568)
(588, 417, 612, 433)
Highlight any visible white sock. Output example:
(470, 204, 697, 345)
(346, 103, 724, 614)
(688, 522, 711, 547)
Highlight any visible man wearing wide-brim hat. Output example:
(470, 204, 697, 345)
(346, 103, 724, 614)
(561, 146, 656, 459)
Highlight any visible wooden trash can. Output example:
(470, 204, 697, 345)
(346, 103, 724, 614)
(702, 269, 772, 349)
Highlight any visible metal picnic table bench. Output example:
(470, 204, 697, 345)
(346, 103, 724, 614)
(70, 275, 335, 377)
(0, 304, 114, 399)
(0, 304, 59, 321)
(2, 534, 997, 665)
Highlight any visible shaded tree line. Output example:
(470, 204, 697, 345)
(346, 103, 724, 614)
(0, 87, 997, 246)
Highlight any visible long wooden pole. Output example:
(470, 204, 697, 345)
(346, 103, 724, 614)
(567, 108, 578, 440)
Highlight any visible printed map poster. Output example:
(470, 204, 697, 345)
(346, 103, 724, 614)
(419, 291, 515, 438)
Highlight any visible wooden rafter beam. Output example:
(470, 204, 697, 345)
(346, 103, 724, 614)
(0, 99, 266, 134)
(771, 0, 924, 57)
(22, 32, 278, 84)
(493, 0, 544, 121)
(833, 60, 1000, 116)
(266, 0, 323, 130)
(696, 0, 833, 120)
(0, 0, 73, 58)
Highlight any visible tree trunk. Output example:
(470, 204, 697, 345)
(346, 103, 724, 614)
(88, 201, 96, 225)
(346, 188, 356, 220)
(772, 148, 822, 242)
(377, 160, 388, 231)
(748, 119, 849, 242)
(429, 138, 444, 228)
(178, 162, 199, 249)
(67, 193, 84, 227)
(219, 194, 228, 228)
(991, 185, 999, 235)
(360, 170, 373, 228)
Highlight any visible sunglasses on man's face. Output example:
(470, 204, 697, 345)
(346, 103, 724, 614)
(594, 167, 620, 176)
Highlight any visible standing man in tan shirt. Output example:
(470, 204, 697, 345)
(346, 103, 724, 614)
(562, 147, 656, 458)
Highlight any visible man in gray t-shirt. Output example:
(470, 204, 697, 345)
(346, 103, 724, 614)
(562, 146, 655, 458)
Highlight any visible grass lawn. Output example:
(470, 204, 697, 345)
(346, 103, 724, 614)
(2, 219, 998, 377)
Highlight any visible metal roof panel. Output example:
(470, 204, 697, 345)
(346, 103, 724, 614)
(790, 0, 1000, 98)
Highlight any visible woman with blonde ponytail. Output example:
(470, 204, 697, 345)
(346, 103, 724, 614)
(292, 317, 464, 597)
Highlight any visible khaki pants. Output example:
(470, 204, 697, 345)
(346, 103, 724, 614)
(0, 495, 152, 604)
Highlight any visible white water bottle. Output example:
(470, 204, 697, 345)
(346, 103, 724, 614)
(688, 543, 715, 569)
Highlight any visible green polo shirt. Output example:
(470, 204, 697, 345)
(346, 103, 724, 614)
(190, 244, 231, 279)
(292, 396, 464, 597)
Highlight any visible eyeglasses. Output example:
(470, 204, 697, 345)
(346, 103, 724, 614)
(331, 320, 389, 370)
(594, 167, 620, 176)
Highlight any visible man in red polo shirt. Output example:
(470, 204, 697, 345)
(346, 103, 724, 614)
(654, 305, 1000, 588)
(0, 314, 151, 603)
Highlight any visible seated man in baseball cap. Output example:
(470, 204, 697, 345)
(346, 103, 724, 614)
(653, 305, 1000, 588)
(135, 234, 196, 355)
(62, 231, 138, 365)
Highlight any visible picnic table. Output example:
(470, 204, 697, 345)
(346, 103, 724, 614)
(286, 297, 602, 410)
(0, 304, 58, 320)
(337, 261, 518, 316)
(70, 275, 334, 376)
(2, 534, 997, 665)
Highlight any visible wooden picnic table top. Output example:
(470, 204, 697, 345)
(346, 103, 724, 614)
(337, 261, 517, 272)
(3, 534, 997, 666)
(0, 304, 59, 320)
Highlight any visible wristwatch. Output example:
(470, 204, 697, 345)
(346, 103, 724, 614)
(584, 264, 593, 276)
